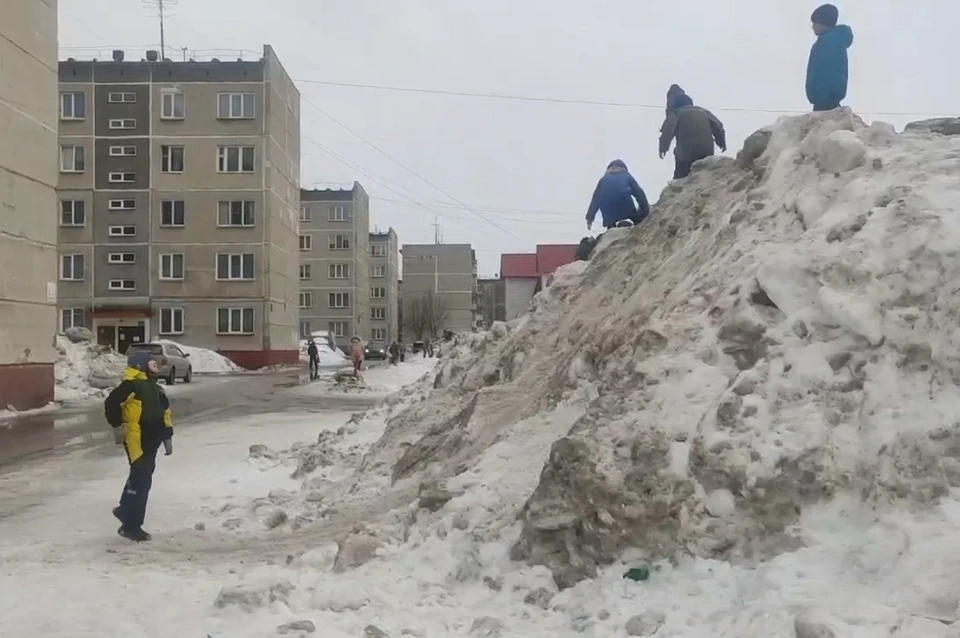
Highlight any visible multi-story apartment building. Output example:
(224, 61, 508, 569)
(400, 244, 479, 337)
(0, 0, 59, 410)
(298, 184, 370, 342)
(477, 278, 505, 328)
(56, 45, 301, 368)
(369, 228, 399, 343)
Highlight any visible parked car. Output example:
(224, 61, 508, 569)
(412, 340, 425, 354)
(364, 341, 387, 360)
(125, 342, 192, 385)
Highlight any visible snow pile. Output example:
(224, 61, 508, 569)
(298, 340, 348, 367)
(264, 111, 960, 632)
(53, 335, 126, 402)
(154, 339, 243, 374)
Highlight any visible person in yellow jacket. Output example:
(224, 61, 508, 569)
(104, 350, 173, 542)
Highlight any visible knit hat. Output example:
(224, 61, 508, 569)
(607, 159, 628, 171)
(811, 4, 839, 27)
(127, 350, 153, 371)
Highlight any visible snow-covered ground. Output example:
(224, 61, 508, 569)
(299, 339, 349, 367)
(296, 356, 438, 397)
(154, 338, 244, 374)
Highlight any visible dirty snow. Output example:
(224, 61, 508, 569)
(53, 335, 126, 403)
(154, 339, 244, 374)
(296, 356, 438, 397)
(3, 112, 960, 637)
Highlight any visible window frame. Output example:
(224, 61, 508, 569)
(328, 263, 349, 279)
(299, 234, 312, 251)
(60, 254, 84, 281)
(160, 145, 185, 173)
(107, 92, 136, 104)
(109, 145, 137, 157)
(328, 234, 351, 251)
(59, 145, 85, 173)
(371, 264, 386, 278)
(216, 200, 255, 227)
(370, 286, 387, 299)
(108, 118, 137, 130)
(108, 199, 136, 211)
(61, 307, 85, 332)
(371, 244, 388, 257)
(107, 252, 136, 265)
(108, 171, 136, 183)
(298, 264, 311, 280)
(107, 279, 136, 291)
(371, 306, 386, 320)
(60, 200, 85, 227)
(299, 292, 312, 309)
(160, 91, 185, 120)
(158, 308, 185, 335)
(160, 199, 186, 228)
(328, 292, 350, 309)
(215, 253, 255, 281)
(159, 253, 185, 281)
(216, 92, 256, 119)
(328, 205, 347, 222)
(216, 145, 255, 173)
(216, 307, 255, 335)
(108, 225, 137, 237)
(59, 91, 86, 120)
(371, 328, 386, 341)
(329, 321, 348, 338)
(299, 206, 311, 222)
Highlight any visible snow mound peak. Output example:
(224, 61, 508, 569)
(354, 110, 960, 590)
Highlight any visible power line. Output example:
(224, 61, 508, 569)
(369, 195, 578, 217)
(296, 77, 957, 118)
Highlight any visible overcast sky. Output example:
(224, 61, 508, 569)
(60, 1, 958, 275)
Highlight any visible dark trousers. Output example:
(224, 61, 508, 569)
(813, 101, 841, 112)
(118, 438, 161, 531)
(308, 357, 319, 379)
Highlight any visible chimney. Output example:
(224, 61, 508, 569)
(111, 49, 124, 62)
(145, 50, 159, 62)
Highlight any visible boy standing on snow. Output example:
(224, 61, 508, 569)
(105, 351, 173, 542)
(585, 160, 651, 231)
(658, 85, 727, 180)
(806, 4, 854, 112)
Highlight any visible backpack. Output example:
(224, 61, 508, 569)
(575, 236, 598, 261)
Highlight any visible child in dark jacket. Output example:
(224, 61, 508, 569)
(585, 160, 651, 231)
(806, 4, 854, 111)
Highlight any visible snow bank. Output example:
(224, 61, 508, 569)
(299, 340, 348, 367)
(154, 339, 243, 374)
(53, 335, 126, 402)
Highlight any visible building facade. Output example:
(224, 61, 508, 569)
(477, 277, 505, 328)
(0, 0, 60, 409)
(369, 228, 399, 343)
(56, 45, 301, 368)
(401, 244, 478, 337)
(298, 184, 370, 342)
(500, 244, 578, 320)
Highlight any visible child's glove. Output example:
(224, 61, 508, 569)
(163, 439, 173, 456)
(113, 426, 125, 446)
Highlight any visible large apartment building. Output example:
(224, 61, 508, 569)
(56, 45, 301, 368)
(401, 244, 479, 337)
(369, 228, 399, 343)
(299, 184, 370, 342)
(0, 0, 59, 410)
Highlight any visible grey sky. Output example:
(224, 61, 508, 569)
(60, 1, 958, 275)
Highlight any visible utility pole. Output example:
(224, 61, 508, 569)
(180, 46, 188, 61)
(142, 0, 179, 60)
(432, 217, 441, 245)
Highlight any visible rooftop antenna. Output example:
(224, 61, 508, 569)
(142, 0, 178, 59)
(432, 216, 441, 244)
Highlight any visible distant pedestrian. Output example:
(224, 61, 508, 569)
(307, 339, 320, 380)
(399, 340, 406, 362)
(349, 336, 364, 377)
(658, 85, 727, 180)
(585, 160, 651, 231)
(105, 351, 173, 542)
(806, 4, 854, 112)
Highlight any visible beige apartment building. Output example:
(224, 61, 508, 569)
(57, 45, 301, 368)
(299, 185, 371, 342)
(401, 244, 479, 337)
(0, 0, 60, 410)
(369, 228, 399, 343)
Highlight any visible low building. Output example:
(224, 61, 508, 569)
(401, 244, 477, 338)
(477, 278, 505, 327)
(499, 244, 577, 319)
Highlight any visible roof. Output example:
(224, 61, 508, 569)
(536, 244, 578, 276)
(500, 253, 539, 278)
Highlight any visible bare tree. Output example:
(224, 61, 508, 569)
(406, 291, 447, 340)
(406, 296, 427, 341)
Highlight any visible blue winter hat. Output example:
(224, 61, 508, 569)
(811, 4, 838, 27)
(127, 350, 152, 371)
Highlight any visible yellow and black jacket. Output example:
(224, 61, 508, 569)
(104, 368, 173, 462)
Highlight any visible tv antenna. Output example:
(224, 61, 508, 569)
(142, 0, 179, 59)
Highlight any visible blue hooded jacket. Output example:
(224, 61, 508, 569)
(586, 160, 650, 229)
(806, 25, 854, 108)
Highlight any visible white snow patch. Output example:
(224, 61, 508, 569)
(53, 336, 126, 403)
(154, 338, 243, 374)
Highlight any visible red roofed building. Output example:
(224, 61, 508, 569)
(499, 244, 578, 319)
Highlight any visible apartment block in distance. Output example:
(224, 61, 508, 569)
(299, 184, 370, 342)
(0, 0, 59, 409)
(57, 45, 301, 368)
(401, 244, 479, 336)
(369, 228, 399, 343)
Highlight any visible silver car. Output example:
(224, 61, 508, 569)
(125, 342, 193, 385)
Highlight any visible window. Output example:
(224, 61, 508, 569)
(108, 252, 136, 264)
(108, 225, 136, 237)
(60, 92, 85, 120)
(217, 92, 255, 119)
(329, 205, 347, 222)
(60, 254, 84, 281)
(299, 264, 311, 280)
(108, 92, 136, 103)
(299, 234, 312, 251)
(371, 307, 386, 320)
(160, 253, 185, 280)
(109, 145, 137, 157)
(371, 265, 386, 278)
(109, 118, 136, 130)
(160, 200, 185, 227)
(217, 307, 254, 334)
(299, 292, 312, 308)
(371, 244, 388, 257)
(329, 263, 349, 279)
(216, 253, 255, 280)
(61, 308, 85, 331)
(60, 200, 85, 227)
(329, 321, 348, 338)
(159, 308, 184, 335)
(217, 200, 255, 227)
(108, 172, 136, 183)
(299, 321, 311, 338)
(328, 292, 350, 309)
(329, 234, 351, 250)
(161, 92, 185, 119)
(370, 286, 386, 299)
(371, 328, 386, 341)
(217, 146, 255, 173)
(60, 145, 85, 172)
(108, 279, 136, 291)
(299, 206, 311, 222)
(160, 145, 184, 173)
(108, 199, 136, 211)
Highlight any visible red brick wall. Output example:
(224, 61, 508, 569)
(0, 363, 54, 411)
(217, 349, 299, 370)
